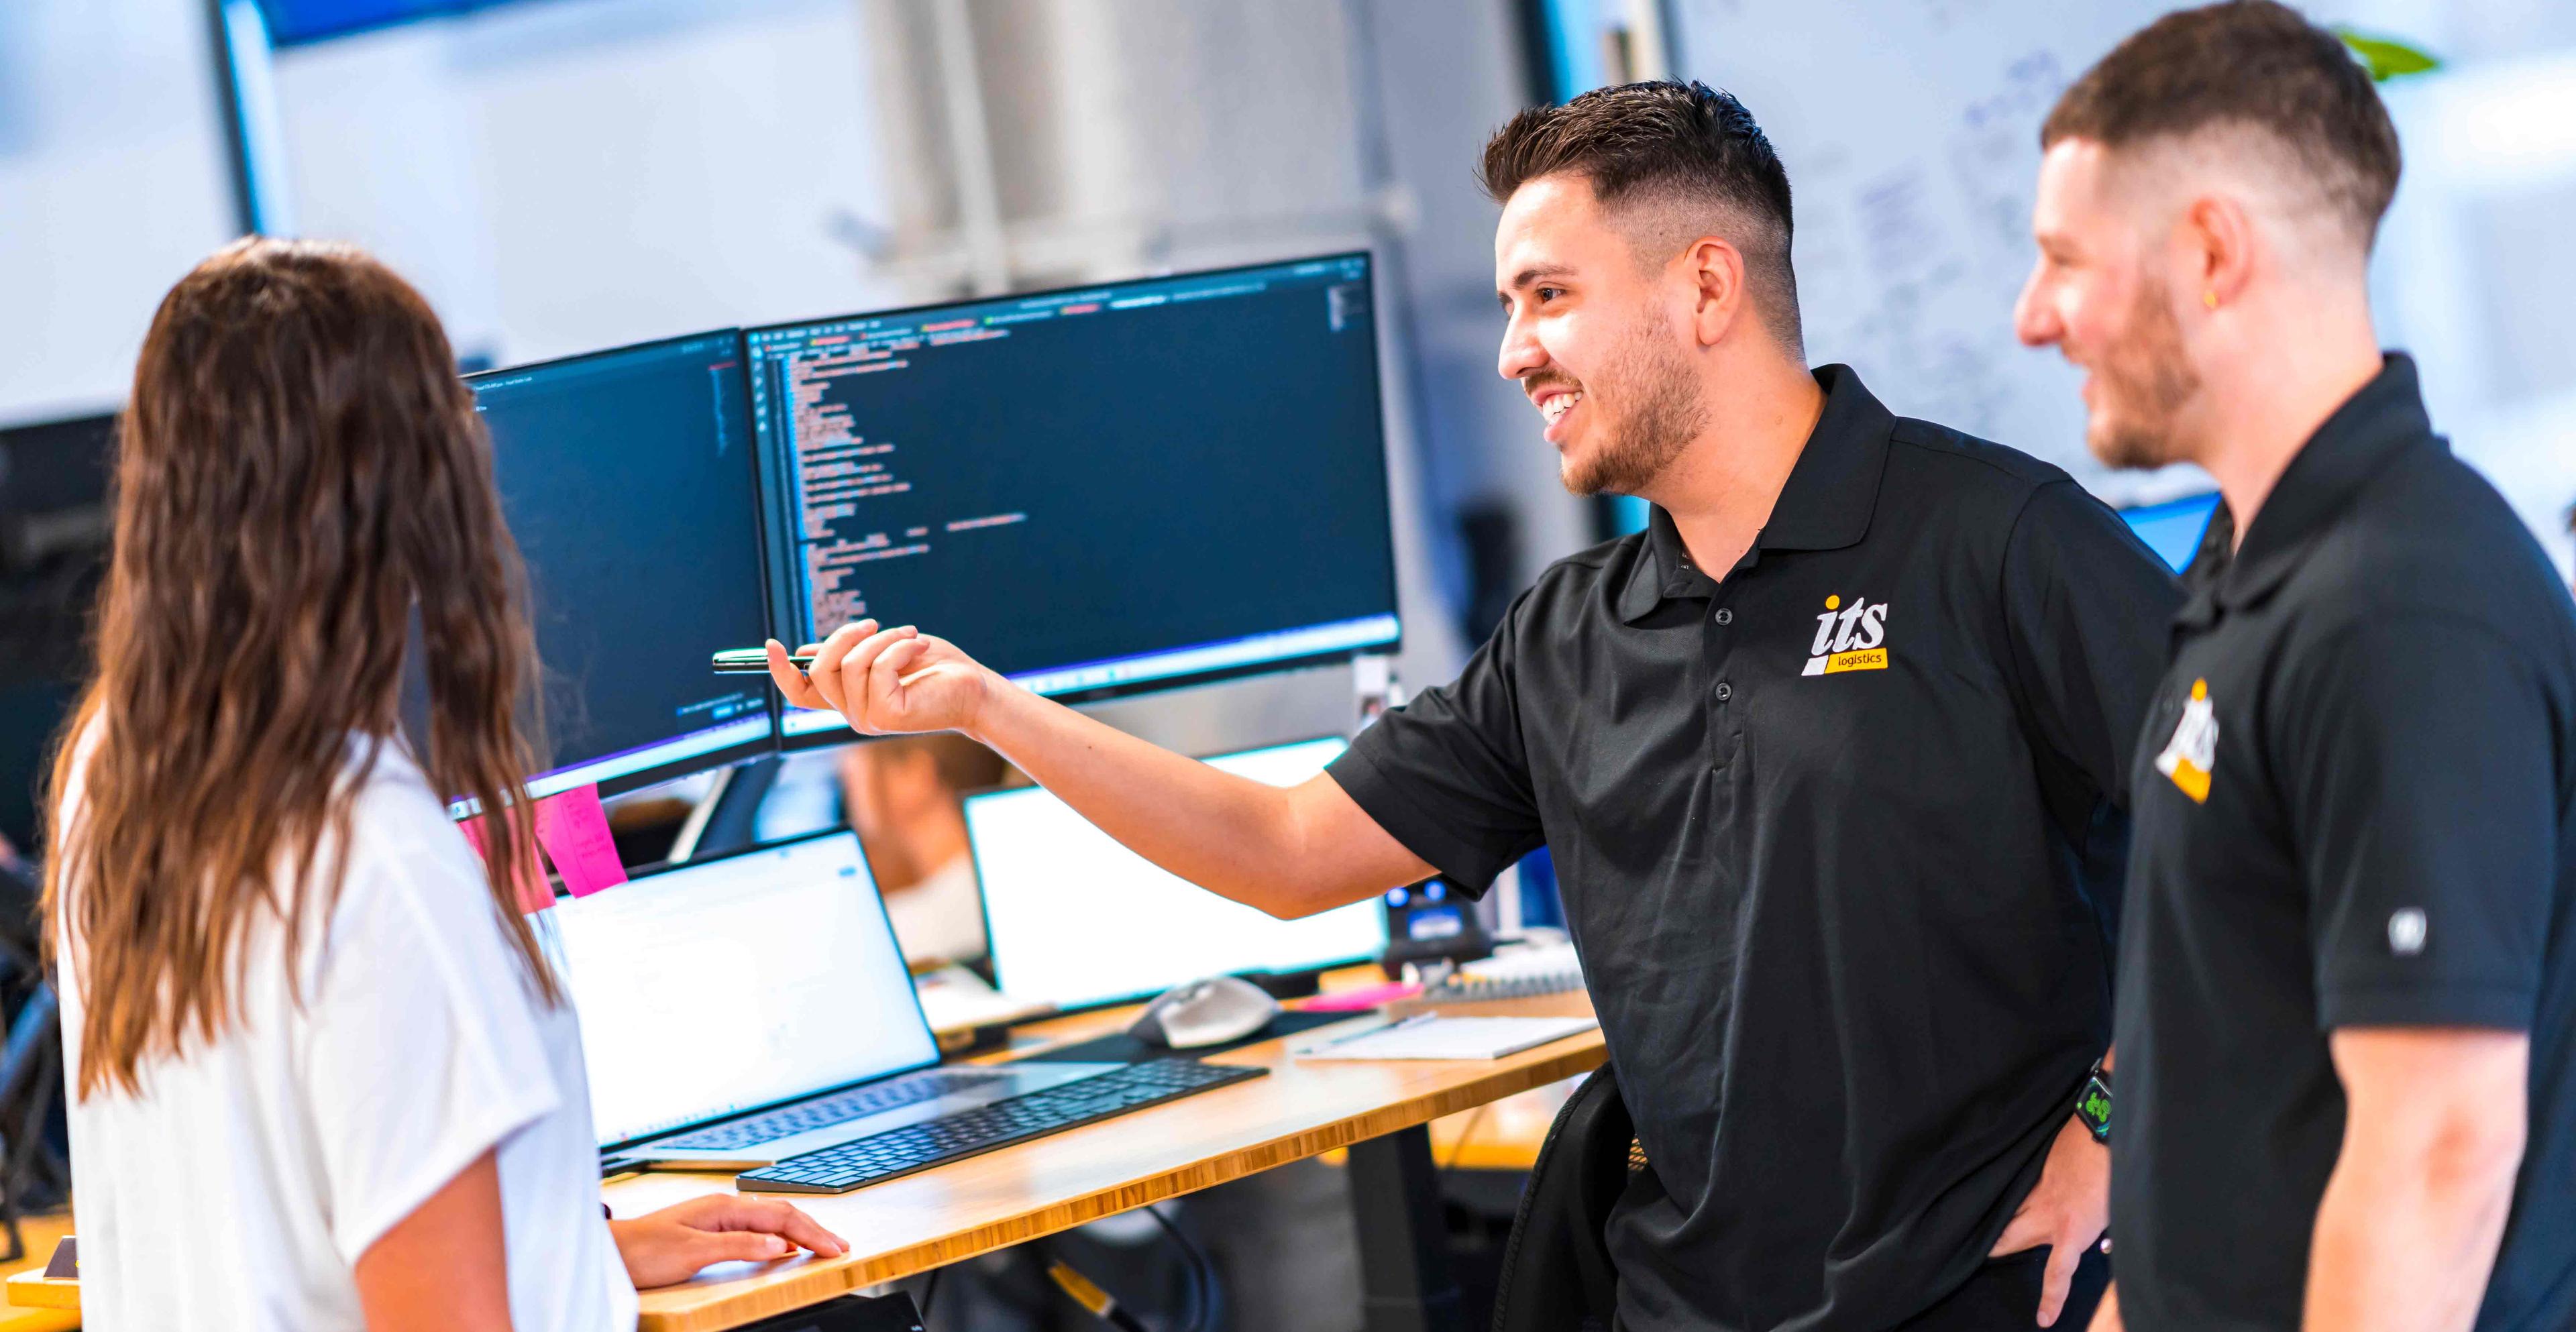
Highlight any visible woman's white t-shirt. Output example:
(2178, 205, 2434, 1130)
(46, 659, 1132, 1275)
(55, 738, 637, 1331)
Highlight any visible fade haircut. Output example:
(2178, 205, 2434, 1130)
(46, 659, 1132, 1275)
(2043, 1, 2402, 249)
(1481, 80, 1802, 350)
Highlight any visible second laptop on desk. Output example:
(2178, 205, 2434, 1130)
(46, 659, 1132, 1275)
(549, 829, 1260, 1193)
(967, 735, 1386, 1012)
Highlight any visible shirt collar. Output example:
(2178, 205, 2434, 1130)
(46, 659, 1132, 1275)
(1617, 364, 1894, 623)
(2175, 353, 2440, 628)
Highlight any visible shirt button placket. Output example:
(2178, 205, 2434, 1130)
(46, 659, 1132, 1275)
(1707, 602, 1737, 770)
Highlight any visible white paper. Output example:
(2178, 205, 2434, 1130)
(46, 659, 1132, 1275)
(1293, 1015, 1599, 1061)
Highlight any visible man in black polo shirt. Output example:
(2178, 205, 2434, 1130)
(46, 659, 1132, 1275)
(2014, 5, 2576, 1329)
(768, 82, 2180, 1330)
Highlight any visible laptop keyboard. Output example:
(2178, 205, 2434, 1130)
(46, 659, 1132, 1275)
(654, 1067, 1014, 1151)
(737, 1058, 1265, 1194)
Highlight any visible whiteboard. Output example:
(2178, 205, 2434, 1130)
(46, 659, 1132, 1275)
(1666, 0, 2206, 505)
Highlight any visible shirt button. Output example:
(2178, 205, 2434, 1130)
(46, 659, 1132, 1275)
(1715, 682, 1733, 702)
(1714, 608, 1733, 625)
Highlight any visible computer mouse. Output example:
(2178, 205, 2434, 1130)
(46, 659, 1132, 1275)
(1128, 976, 1281, 1050)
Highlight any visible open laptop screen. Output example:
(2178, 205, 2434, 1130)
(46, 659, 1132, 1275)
(551, 830, 937, 1148)
(967, 736, 1387, 1011)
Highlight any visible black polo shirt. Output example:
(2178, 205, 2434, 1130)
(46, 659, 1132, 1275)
(1328, 366, 2182, 1331)
(2111, 356, 2576, 1332)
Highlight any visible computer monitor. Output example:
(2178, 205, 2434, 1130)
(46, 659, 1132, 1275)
(2121, 492, 2220, 574)
(467, 333, 776, 798)
(549, 830, 937, 1150)
(745, 254, 1401, 742)
(0, 411, 118, 853)
(966, 736, 1387, 1012)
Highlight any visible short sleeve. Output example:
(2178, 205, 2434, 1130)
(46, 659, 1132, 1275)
(2276, 614, 2559, 1032)
(300, 846, 564, 1264)
(1327, 596, 1544, 894)
(2000, 480, 2186, 810)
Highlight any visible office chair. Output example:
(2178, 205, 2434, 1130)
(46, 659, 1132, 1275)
(1488, 1064, 1637, 1332)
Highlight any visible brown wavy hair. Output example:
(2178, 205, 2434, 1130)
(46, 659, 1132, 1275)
(43, 237, 556, 1099)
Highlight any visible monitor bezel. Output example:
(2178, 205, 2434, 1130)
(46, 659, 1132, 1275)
(963, 732, 1388, 1017)
(0, 409, 123, 854)
(559, 826, 943, 1154)
(743, 252, 1404, 753)
(464, 329, 782, 801)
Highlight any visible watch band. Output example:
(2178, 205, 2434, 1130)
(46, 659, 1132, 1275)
(2075, 1058, 2113, 1144)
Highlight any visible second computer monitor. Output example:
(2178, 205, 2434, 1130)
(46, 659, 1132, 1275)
(747, 254, 1400, 740)
(0, 410, 118, 852)
(965, 736, 1387, 1011)
(468, 333, 775, 797)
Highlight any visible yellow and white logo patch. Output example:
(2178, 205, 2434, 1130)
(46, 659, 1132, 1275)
(1803, 594, 1890, 675)
(2155, 679, 2220, 803)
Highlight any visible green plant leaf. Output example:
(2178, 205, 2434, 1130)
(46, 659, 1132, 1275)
(2336, 29, 2442, 82)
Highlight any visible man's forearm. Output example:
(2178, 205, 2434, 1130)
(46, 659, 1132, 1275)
(2304, 1140, 2519, 1331)
(964, 681, 1424, 918)
(2304, 1032, 2527, 1332)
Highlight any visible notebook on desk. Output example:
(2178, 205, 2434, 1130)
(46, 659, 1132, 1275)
(1292, 1013, 1600, 1060)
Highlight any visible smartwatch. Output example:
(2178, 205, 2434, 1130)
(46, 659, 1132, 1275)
(2074, 1058, 2113, 1144)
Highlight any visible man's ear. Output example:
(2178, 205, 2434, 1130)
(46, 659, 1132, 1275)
(1682, 236, 1748, 347)
(2181, 190, 2256, 311)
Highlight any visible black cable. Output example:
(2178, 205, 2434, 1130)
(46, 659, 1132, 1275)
(916, 1266, 942, 1323)
(1144, 1204, 1215, 1332)
(1041, 1207, 1216, 1332)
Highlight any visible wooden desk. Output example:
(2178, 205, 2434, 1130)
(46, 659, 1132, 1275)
(0, 1212, 82, 1330)
(4, 996, 1603, 1331)
(616, 994, 1603, 1332)
(1423, 1076, 1578, 1173)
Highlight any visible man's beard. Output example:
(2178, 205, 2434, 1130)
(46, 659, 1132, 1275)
(1560, 313, 1709, 498)
(2087, 275, 2202, 471)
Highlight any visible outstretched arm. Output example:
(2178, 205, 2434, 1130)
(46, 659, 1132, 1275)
(769, 622, 1434, 918)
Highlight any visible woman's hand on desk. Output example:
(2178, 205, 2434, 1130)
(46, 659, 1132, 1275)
(608, 1195, 848, 1288)
(769, 620, 999, 738)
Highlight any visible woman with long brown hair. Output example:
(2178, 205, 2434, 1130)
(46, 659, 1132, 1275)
(43, 237, 842, 1331)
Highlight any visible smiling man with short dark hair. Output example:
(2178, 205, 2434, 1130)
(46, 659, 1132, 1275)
(768, 79, 2181, 1331)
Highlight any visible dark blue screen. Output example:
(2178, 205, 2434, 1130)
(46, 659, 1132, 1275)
(745, 254, 1398, 705)
(469, 335, 774, 793)
(254, 0, 524, 46)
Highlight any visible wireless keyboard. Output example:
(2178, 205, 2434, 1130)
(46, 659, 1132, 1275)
(736, 1058, 1265, 1194)
(655, 1067, 1013, 1152)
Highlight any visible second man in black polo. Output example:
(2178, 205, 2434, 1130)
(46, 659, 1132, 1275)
(767, 82, 2180, 1331)
(2019, 7, 2576, 1328)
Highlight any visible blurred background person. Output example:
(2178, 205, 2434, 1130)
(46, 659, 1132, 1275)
(840, 734, 1008, 968)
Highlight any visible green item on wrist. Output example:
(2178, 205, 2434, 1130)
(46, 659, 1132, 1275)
(2076, 1059, 2113, 1144)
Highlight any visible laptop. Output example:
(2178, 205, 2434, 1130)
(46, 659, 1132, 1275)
(967, 736, 1387, 1013)
(550, 829, 1121, 1170)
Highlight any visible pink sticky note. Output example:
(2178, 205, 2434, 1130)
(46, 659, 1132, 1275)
(458, 815, 555, 915)
(1296, 981, 1421, 1013)
(533, 784, 629, 898)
